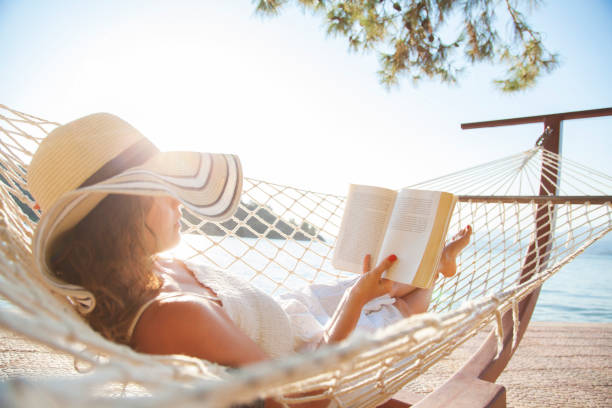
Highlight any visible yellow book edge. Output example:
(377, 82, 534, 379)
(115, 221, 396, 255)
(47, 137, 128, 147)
(411, 193, 457, 288)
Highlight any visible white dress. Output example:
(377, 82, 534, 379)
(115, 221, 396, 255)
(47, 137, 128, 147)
(128, 261, 404, 356)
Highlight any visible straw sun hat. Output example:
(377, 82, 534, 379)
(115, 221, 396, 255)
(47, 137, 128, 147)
(27, 113, 242, 313)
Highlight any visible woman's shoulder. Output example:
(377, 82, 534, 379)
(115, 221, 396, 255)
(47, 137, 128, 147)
(131, 293, 223, 352)
(134, 293, 217, 326)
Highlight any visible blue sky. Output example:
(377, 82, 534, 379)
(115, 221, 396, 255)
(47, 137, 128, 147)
(1, 0, 610, 195)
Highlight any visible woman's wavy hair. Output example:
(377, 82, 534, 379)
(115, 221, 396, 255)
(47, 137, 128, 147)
(50, 194, 162, 344)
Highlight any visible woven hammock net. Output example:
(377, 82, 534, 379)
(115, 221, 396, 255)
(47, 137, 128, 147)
(0, 104, 610, 407)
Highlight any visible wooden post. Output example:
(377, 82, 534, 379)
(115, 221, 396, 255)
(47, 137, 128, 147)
(473, 116, 562, 384)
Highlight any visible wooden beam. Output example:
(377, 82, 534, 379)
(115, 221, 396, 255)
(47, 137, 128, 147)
(458, 195, 612, 205)
(461, 107, 612, 129)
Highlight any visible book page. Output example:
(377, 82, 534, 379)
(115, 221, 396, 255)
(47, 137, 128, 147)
(379, 189, 444, 285)
(332, 184, 396, 273)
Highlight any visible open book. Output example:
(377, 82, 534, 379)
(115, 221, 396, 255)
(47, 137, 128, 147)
(332, 184, 457, 288)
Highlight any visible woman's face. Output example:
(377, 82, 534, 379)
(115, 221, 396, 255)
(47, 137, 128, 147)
(145, 196, 182, 253)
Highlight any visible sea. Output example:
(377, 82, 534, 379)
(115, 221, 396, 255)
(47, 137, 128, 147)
(530, 248, 612, 323)
(1, 233, 610, 323)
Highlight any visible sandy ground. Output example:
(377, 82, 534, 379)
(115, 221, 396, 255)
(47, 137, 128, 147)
(406, 322, 612, 408)
(1, 322, 611, 407)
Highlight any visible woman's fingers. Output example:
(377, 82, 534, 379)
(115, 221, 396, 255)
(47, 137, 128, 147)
(362, 254, 372, 274)
(362, 253, 397, 279)
(372, 254, 397, 277)
(354, 254, 398, 303)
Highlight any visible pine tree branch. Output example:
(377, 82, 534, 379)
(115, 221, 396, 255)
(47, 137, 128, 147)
(252, 0, 559, 91)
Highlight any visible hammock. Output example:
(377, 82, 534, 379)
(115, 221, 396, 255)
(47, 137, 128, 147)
(0, 104, 609, 407)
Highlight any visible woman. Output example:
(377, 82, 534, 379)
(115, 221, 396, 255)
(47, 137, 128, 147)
(28, 113, 471, 405)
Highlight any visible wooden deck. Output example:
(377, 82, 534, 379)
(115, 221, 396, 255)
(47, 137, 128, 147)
(1, 322, 611, 407)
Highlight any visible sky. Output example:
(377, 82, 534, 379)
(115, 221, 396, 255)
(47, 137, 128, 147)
(1, 0, 611, 196)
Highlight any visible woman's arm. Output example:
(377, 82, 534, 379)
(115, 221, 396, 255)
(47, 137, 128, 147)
(323, 254, 396, 344)
(132, 295, 328, 407)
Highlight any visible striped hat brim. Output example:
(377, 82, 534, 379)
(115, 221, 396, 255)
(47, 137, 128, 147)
(32, 151, 242, 313)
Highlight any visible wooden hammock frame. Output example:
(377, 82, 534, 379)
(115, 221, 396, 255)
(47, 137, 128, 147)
(382, 107, 612, 408)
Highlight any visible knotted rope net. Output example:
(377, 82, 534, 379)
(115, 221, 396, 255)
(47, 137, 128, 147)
(0, 104, 610, 407)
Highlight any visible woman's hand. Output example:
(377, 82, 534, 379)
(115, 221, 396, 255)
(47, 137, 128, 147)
(349, 254, 397, 307)
(322, 254, 398, 345)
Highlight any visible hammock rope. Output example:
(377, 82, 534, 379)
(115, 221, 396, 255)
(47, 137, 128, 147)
(0, 104, 610, 407)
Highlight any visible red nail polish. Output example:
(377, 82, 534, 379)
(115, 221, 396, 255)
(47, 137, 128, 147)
(388, 254, 397, 262)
